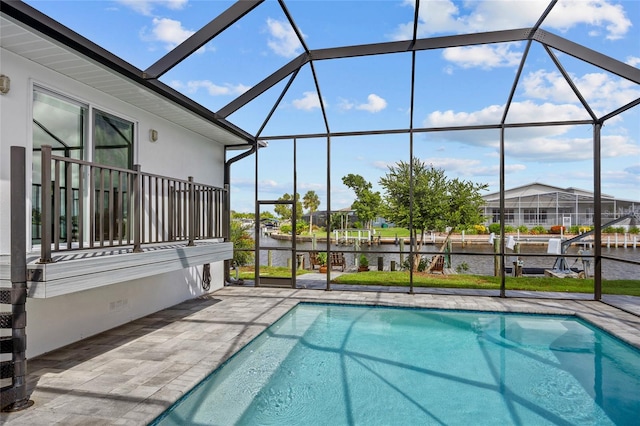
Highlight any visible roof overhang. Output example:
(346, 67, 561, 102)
(0, 0, 254, 148)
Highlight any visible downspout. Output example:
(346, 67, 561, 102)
(223, 140, 259, 284)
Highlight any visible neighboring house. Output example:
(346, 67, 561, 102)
(482, 183, 639, 229)
(302, 207, 356, 229)
(0, 3, 254, 359)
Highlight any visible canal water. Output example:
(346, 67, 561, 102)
(257, 234, 638, 280)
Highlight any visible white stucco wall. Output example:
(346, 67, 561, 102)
(25, 262, 225, 358)
(1, 48, 226, 255)
(1, 48, 231, 358)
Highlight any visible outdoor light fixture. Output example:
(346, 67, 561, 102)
(0, 75, 10, 95)
(149, 129, 158, 142)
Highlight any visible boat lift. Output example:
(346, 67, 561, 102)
(552, 213, 637, 275)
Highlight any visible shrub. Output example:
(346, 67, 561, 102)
(530, 226, 546, 235)
(280, 224, 292, 234)
(400, 255, 429, 272)
(579, 226, 593, 233)
(455, 262, 470, 273)
(473, 224, 487, 234)
(603, 226, 626, 233)
(517, 225, 528, 233)
(464, 224, 486, 235)
(550, 225, 565, 234)
(230, 221, 254, 266)
(629, 226, 639, 234)
(280, 222, 307, 235)
(504, 225, 516, 233)
(568, 225, 581, 234)
(488, 223, 501, 234)
(464, 227, 478, 235)
(295, 221, 307, 234)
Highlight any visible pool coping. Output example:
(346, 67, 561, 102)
(2, 286, 640, 425)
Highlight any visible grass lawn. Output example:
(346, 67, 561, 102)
(373, 227, 410, 237)
(238, 267, 639, 296)
(239, 266, 312, 279)
(299, 227, 411, 238)
(332, 271, 640, 296)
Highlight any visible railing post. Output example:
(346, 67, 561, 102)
(2, 146, 34, 411)
(132, 165, 142, 253)
(38, 145, 53, 263)
(187, 176, 195, 246)
(222, 185, 229, 239)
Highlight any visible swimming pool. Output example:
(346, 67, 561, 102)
(151, 303, 640, 425)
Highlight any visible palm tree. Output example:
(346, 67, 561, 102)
(302, 190, 320, 233)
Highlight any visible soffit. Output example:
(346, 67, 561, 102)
(0, 14, 251, 148)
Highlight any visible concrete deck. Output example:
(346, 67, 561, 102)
(2, 285, 640, 425)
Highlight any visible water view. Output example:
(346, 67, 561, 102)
(256, 234, 638, 280)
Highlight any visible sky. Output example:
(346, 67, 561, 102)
(24, 0, 640, 214)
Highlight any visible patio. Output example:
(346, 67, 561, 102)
(2, 285, 639, 425)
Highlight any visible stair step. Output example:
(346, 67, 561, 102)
(0, 289, 10, 304)
(0, 360, 13, 379)
(0, 386, 17, 411)
(0, 313, 11, 329)
(0, 336, 12, 353)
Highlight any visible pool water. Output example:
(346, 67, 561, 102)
(151, 304, 640, 425)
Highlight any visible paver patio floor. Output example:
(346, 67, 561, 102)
(2, 285, 639, 425)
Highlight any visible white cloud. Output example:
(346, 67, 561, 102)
(148, 18, 194, 50)
(117, 0, 187, 16)
(420, 157, 526, 177)
(626, 56, 640, 67)
(143, 18, 215, 52)
(602, 168, 640, 195)
(338, 98, 354, 111)
(442, 43, 523, 69)
(427, 101, 591, 128)
(266, 18, 304, 58)
(506, 100, 590, 123)
(545, 0, 632, 41)
(522, 70, 640, 113)
(356, 94, 388, 113)
(230, 177, 258, 190)
(423, 100, 639, 162)
(394, 0, 631, 41)
(170, 80, 250, 96)
(259, 179, 280, 189)
(292, 91, 321, 110)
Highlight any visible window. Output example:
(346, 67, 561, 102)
(491, 209, 514, 223)
(524, 209, 547, 224)
(94, 109, 134, 169)
(32, 87, 135, 245)
(32, 89, 87, 244)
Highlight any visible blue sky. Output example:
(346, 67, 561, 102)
(25, 0, 640, 214)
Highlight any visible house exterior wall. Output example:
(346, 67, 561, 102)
(1, 47, 229, 358)
(482, 184, 638, 229)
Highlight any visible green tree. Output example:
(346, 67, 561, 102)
(302, 190, 321, 233)
(230, 220, 254, 266)
(274, 193, 303, 223)
(342, 174, 381, 230)
(379, 158, 487, 271)
(260, 211, 276, 220)
(330, 211, 349, 231)
(231, 211, 253, 219)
